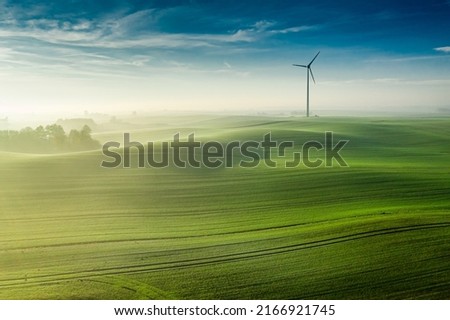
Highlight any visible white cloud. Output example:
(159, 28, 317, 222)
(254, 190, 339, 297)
(434, 46, 450, 53)
(0, 28, 102, 43)
(0, 19, 251, 50)
(0, 9, 311, 81)
(366, 53, 450, 63)
(321, 78, 450, 86)
(26, 19, 59, 29)
(0, 47, 13, 58)
(0, 6, 316, 52)
(102, 9, 156, 36)
(253, 20, 276, 31)
(229, 20, 315, 42)
(72, 20, 92, 31)
(129, 55, 151, 67)
(270, 25, 317, 34)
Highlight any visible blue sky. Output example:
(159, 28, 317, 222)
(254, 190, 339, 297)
(1, 0, 449, 115)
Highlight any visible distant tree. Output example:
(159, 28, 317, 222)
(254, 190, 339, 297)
(81, 125, 91, 138)
(81, 125, 100, 150)
(67, 125, 100, 151)
(35, 126, 47, 140)
(68, 129, 81, 149)
(45, 124, 67, 150)
(0, 123, 100, 153)
(20, 127, 34, 136)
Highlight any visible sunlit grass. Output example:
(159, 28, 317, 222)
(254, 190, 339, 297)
(0, 116, 449, 299)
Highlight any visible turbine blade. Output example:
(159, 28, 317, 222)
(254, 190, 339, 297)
(293, 64, 307, 68)
(308, 51, 320, 67)
(309, 68, 316, 84)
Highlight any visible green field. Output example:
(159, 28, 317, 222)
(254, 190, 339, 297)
(0, 116, 449, 299)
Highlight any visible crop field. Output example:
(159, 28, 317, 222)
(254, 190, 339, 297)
(0, 116, 449, 299)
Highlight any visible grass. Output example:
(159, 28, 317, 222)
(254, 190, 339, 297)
(0, 116, 449, 299)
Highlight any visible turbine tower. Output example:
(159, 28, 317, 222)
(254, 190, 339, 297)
(293, 51, 320, 117)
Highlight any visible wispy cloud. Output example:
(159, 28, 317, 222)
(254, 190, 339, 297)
(270, 25, 317, 34)
(322, 78, 450, 86)
(0, 6, 315, 50)
(0, 4, 319, 80)
(434, 46, 450, 53)
(365, 53, 450, 63)
(229, 20, 316, 42)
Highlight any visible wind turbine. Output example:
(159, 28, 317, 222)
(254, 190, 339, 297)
(293, 51, 320, 117)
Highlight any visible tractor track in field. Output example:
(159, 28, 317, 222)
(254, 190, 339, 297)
(300, 268, 450, 299)
(0, 222, 448, 289)
(3, 212, 445, 250)
(0, 220, 316, 250)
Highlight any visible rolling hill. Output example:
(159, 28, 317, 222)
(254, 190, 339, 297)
(0, 116, 449, 299)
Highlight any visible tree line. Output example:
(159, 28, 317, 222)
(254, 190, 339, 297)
(0, 124, 100, 153)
